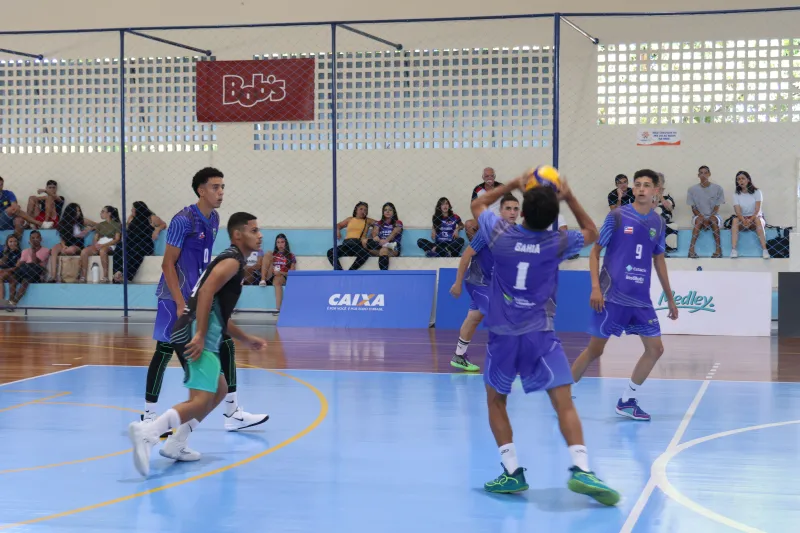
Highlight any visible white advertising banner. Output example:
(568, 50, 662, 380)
(649, 271, 772, 337)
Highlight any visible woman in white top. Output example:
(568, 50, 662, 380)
(731, 170, 768, 259)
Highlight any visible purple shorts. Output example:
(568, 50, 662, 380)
(589, 301, 661, 339)
(484, 330, 573, 395)
(153, 299, 179, 343)
(465, 282, 489, 315)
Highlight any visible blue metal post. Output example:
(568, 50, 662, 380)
(331, 23, 339, 269)
(120, 30, 129, 316)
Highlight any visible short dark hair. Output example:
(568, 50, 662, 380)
(699, 165, 710, 173)
(615, 174, 628, 184)
(227, 212, 257, 239)
(30, 230, 41, 238)
(500, 193, 518, 207)
(633, 169, 658, 186)
(192, 167, 224, 197)
(46, 179, 57, 187)
(522, 187, 559, 230)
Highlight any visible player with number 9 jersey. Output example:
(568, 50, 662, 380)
(153, 204, 220, 342)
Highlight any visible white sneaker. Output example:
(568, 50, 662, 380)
(128, 421, 159, 476)
(141, 411, 157, 422)
(224, 406, 269, 431)
(159, 435, 201, 462)
(385, 242, 398, 250)
(730, 250, 738, 258)
(763, 250, 770, 259)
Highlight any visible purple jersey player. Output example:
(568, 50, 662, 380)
(572, 169, 678, 422)
(471, 171, 620, 506)
(449, 194, 520, 372)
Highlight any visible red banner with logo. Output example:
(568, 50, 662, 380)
(196, 59, 315, 122)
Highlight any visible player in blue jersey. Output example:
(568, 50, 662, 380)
(471, 172, 620, 505)
(571, 169, 679, 421)
(143, 168, 268, 461)
(449, 194, 520, 372)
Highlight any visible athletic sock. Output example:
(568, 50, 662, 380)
(499, 443, 519, 474)
(568, 445, 590, 472)
(621, 379, 640, 402)
(455, 337, 470, 356)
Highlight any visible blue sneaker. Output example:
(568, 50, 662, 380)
(615, 398, 650, 421)
(484, 465, 529, 493)
(567, 466, 620, 506)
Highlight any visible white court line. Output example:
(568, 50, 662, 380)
(0, 365, 84, 388)
(618, 378, 712, 533)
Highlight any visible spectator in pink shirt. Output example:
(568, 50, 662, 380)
(7, 230, 50, 310)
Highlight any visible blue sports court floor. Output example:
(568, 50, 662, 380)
(0, 359, 797, 532)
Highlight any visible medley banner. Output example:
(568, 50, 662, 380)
(196, 59, 315, 122)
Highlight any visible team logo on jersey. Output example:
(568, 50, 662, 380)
(649, 228, 657, 238)
(199, 232, 206, 240)
(624, 226, 634, 234)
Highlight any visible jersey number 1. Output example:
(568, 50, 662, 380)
(514, 262, 530, 290)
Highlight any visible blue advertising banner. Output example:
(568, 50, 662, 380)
(434, 268, 593, 333)
(278, 270, 436, 329)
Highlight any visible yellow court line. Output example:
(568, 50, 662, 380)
(0, 392, 70, 413)
(0, 365, 329, 530)
(0, 390, 66, 394)
(43, 401, 142, 414)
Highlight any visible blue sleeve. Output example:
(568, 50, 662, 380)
(469, 230, 487, 253)
(6, 191, 17, 203)
(597, 211, 616, 248)
(477, 210, 501, 249)
(560, 230, 585, 262)
(653, 221, 666, 256)
(165, 215, 192, 249)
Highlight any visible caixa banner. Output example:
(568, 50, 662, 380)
(278, 271, 436, 329)
(196, 59, 315, 122)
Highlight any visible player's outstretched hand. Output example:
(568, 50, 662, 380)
(590, 287, 605, 312)
(668, 300, 679, 320)
(449, 283, 462, 299)
(557, 176, 574, 202)
(246, 335, 268, 351)
(184, 333, 205, 362)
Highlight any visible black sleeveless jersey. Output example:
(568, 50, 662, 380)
(185, 245, 245, 334)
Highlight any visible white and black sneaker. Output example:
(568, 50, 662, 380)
(128, 420, 160, 477)
(224, 406, 269, 431)
(159, 435, 201, 462)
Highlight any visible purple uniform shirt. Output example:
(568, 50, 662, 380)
(464, 229, 493, 287)
(477, 210, 584, 335)
(435, 214, 462, 243)
(155, 204, 220, 302)
(597, 204, 666, 308)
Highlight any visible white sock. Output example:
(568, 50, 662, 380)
(152, 408, 181, 437)
(455, 337, 470, 357)
(145, 401, 157, 413)
(499, 443, 519, 474)
(174, 418, 199, 442)
(621, 379, 640, 402)
(225, 392, 238, 416)
(568, 445, 590, 472)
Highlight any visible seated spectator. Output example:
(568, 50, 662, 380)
(654, 172, 678, 254)
(7, 230, 49, 310)
(730, 171, 768, 259)
(0, 176, 26, 236)
(0, 235, 21, 301)
(113, 201, 166, 283)
(259, 233, 296, 313)
(417, 197, 465, 257)
(608, 174, 634, 210)
(367, 202, 403, 270)
(464, 167, 503, 240)
(26, 180, 64, 229)
(79, 206, 121, 283)
(48, 203, 95, 282)
(327, 201, 374, 270)
(687, 165, 725, 258)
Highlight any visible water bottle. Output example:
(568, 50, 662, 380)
(91, 263, 100, 283)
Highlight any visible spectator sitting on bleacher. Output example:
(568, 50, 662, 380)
(730, 170, 769, 259)
(79, 206, 121, 283)
(608, 174, 634, 210)
(417, 197, 465, 257)
(7, 230, 49, 310)
(259, 233, 296, 313)
(0, 176, 27, 236)
(0, 234, 21, 301)
(464, 167, 503, 240)
(48, 203, 95, 282)
(328, 201, 375, 271)
(367, 202, 403, 270)
(26, 180, 64, 229)
(112, 201, 166, 284)
(654, 172, 678, 254)
(687, 165, 725, 258)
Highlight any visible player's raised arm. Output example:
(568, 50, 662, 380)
(184, 258, 240, 360)
(558, 177, 598, 246)
(470, 175, 524, 220)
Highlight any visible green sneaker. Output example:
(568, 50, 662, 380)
(567, 466, 620, 506)
(451, 354, 480, 372)
(484, 465, 529, 493)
